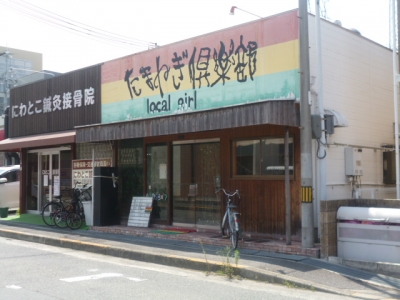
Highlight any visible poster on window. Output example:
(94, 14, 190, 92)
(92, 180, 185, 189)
(159, 164, 167, 179)
(53, 175, 60, 196)
(72, 158, 112, 188)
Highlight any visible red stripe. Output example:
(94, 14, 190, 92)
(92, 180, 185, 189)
(102, 10, 298, 84)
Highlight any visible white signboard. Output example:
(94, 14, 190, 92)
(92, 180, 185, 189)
(53, 175, 60, 196)
(72, 158, 112, 187)
(43, 174, 49, 187)
(127, 197, 153, 227)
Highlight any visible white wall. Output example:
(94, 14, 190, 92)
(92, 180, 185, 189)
(308, 14, 396, 200)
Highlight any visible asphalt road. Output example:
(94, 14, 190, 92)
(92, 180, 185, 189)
(0, 236, 353, 300)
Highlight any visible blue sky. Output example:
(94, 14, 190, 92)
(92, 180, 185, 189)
(0, 0, 390, 73)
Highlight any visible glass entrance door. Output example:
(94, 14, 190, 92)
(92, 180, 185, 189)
(40, 152, 60, 209)
(27, 153, 39, 211)
(146, 144, 169, 222)
(27, 148, 72, 213)
(172, 142, 220, 228)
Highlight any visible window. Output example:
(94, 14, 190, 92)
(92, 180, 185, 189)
(383, 151, 395, 184)
(233, 137, 294, 178)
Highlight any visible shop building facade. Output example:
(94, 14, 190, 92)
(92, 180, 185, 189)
(1, 10, 303, 237)
(76, 10, 302, 234)
(3, 9, 399, 258)
(0, 65, 101, 214)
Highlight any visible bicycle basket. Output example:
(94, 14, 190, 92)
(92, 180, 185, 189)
(79, 188, 92, 201)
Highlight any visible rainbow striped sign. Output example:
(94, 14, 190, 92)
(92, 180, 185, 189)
(101, 10, 299, 124)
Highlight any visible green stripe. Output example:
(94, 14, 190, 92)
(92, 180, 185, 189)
(101, 69, 300, 124)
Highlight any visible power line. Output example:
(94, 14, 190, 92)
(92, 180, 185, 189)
(15, 0, 154, 47)
(0, 0, 157, 50)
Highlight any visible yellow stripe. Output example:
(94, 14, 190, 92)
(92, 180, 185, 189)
(102, 40, 299, 104)
(301, 187, 313, 203)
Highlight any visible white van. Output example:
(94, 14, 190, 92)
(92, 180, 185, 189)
(0, 165, 20, 211)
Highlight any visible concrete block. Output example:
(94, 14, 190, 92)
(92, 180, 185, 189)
(377, 262, 400, 274)
(343, 259, 378, 272)
(326, 200, 340, 212)
(320, 201, 328, 212)
(320, 211, 337, 224)
(328, 256, 342, 265)
(327, 245, 337, 257)
(321, 223, 335, 236)
(320, 246, 329, 258)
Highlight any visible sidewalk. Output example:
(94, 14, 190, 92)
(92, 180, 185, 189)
(0, 219, 400, 299)
(91, 224, 321, 258)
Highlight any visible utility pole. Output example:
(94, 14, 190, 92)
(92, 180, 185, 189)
(397, 0, 400, 70)
(315, 0, 326, 238)
(299, 0, 314, 248)
(397, 0, 400, 199)
(392, 0, 400, 199)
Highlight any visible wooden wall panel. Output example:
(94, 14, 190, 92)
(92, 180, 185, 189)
(219, 125, 301, 235)
(10, 65, 101, 137)
(144, 123, 301, 236)
(77, 100, 300, 143)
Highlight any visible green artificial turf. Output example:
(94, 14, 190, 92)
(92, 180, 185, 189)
(1, 213, 89, 230)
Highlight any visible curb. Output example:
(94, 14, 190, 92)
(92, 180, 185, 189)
(0, 227, 350, 297)
(329, 256, 400, 276)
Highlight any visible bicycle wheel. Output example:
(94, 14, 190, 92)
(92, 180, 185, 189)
(54, 211, 68, 228)
(42, 202, 63, 226)
(229, 214, 239, 249)
(77, 201, 85, 220)
(67, 212, 82, 230)
(231, 229, 239, 249)
(221, 212, 229, 236)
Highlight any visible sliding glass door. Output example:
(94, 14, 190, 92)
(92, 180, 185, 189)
(172, 142, 220, 228)
(27, 148, 72, 213)
(146, 144, 169, 222)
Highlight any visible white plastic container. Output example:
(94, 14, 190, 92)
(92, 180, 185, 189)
(337, 206, 400, 263)
(82, 201, 93, 226)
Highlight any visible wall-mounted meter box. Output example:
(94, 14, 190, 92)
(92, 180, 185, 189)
(311, 114, 322, 139)
(344, 147, 363, 176)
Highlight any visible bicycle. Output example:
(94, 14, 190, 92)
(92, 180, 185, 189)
(53, 186, 83, 229)
(55, 184, 88, 230)
(217, 188, 241, 249)
(42, 194, 69, 227)
(44, 182, 90, 229)
(64, 183, 91, 230)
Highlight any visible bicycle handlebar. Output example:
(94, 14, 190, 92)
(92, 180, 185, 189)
(216, 188, 240, 199)
(74, 182, 90, 189)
